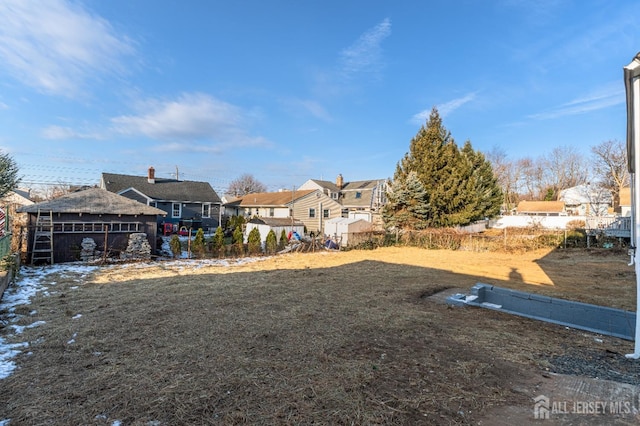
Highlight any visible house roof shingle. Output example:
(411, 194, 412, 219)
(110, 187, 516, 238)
(17, 188, 167, 216)
(101, 172, 221, 203)
(233, 190, 316, 207)
(516, 200, 566, 213)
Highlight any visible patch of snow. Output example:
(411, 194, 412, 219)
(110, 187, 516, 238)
(72, 314, 82, 320)
(0, 264, 97, 380)
(0, 419, 10, 425)
(67, 333, 78, 345)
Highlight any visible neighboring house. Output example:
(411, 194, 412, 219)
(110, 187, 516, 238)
(17, 188, 166, 263)
(244, 217, 305, 245)
(298, 174, 388, 223)
(101, 167, 222, 233)
(617, 187, 631, 217)
(324, 217, 372, 247)
(226, 189, 343, 234)
(516, 201, 566, 216)
(558, 185, 612, 216)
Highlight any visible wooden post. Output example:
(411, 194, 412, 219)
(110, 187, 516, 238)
(103, 225, 108, 263)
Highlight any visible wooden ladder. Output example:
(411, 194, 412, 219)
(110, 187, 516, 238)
(31, 209, 54, 265)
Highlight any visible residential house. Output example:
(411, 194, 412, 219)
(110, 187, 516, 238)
(101, 167, 222, 233)
(617, 186, 631, 216)
(298, 174, 388, 224)
(516, 201, 567, 216)
(226, 189, 343, 234)
(558, 185, 612, 216)
(18, 188, 166, 263)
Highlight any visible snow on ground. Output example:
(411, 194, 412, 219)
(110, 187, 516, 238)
(0, 264, 98, 381)
(1, 254, 268, 382)
(0, 253, 266, 425)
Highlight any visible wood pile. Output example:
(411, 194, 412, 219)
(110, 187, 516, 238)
(80, 237, 98, 262)
(120, 233, 152, 261)
(278, 238, 337, 254)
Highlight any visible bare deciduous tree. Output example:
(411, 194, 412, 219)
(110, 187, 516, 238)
(540, 146, 589, 200)
(227, 173, 267, 197)
(591, 139, 629, 210)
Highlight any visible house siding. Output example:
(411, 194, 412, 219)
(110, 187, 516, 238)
(291, 195, 343, 233)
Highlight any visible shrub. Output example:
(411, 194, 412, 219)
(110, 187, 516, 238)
(247, 227, 262, 255)
(278, 229, 288, 250)
(210, 226, 225, 257)
(265, 230, 277, 255)
(169, 235, 182, 258)
(192, 228, 206, 258)
(232, 226, 245, 256)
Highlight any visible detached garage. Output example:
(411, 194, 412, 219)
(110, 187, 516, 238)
(18, 188, 165, 264)
(324, 217, 371, 247)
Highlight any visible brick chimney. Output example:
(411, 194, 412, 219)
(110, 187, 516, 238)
(148, 166, 155, 184)
(336, 173, 344, 189)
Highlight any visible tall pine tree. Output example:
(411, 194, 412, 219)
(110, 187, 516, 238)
(384, 107, 502, 229)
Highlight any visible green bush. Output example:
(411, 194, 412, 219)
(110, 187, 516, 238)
(265, 230, 277, 255)
(232, 226, 245, 256)
(247, 227, 262, 255)
(210, 226, 225, 256)
(278, 229, 288, 250)
(169, 235, 182, 258)
(192, 228, 206, 258)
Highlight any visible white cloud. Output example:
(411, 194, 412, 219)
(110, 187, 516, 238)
(111, 92, 271, 148)
(411, 92, 477, 124)
(40, 125, 103, 140)
(282, 98, 332, 122)
(0, 0, 135, 97)
(528, 82, 624, 120)
(340, 18, 392, 79)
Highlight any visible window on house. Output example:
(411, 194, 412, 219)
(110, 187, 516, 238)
(202, 204, 211, 218)
(309, 208, 316, 218)
(355, 192, 362, 199)
(149, 201, 157, 208)
(323, 209, 330, 218)
(331, 192, 338, 199)
(172, 203, 181, 218)
(269, 208, 275, 217)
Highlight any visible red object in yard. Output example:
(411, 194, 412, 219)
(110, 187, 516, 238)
(163, 223, 174, 235)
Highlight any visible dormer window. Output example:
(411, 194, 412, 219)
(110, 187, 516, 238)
(355, 192, 362, 199)
(331, 192, 338, 199)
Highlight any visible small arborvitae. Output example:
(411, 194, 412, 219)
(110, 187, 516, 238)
(211, 226, 225, 257)
(192, 228, 206, 258)
(169, 235, 182, 258)
(278, 229, 288, 250)
(247, 227, 262, 255)
(265, 230, 277, 255)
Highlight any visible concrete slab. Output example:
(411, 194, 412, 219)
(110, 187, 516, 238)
(448, 283, 636, 340)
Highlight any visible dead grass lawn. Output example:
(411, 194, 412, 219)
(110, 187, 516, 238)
(0, 246, 637, 425)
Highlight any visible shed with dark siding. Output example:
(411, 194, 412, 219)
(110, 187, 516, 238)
(18, 188, 166, 263)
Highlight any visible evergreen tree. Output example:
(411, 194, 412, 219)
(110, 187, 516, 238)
(265, 230, 277, 255)
(278, 229, 288, 251)
(192, 228, 206, 258)
(211, 226, 225, 257)
(382, 172, 430, 229)
(385, 107, 502, 229)
(169, 235, 182, 258)
(247, 227, 262, 255)
(232, 225, 244, 256)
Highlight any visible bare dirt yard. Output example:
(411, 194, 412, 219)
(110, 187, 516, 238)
(1, 246, 640, 425)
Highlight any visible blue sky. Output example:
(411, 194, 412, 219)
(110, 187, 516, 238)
(1, 0, 639, 194)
